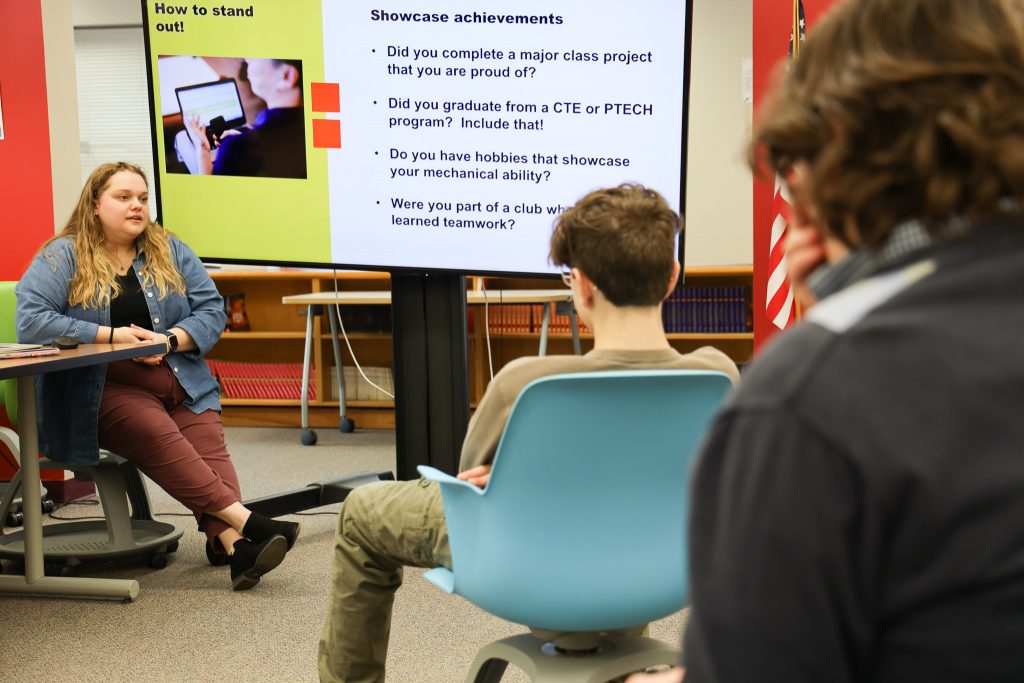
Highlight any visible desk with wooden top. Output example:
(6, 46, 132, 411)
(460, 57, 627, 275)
(0, 341, 164, 601)
(281, 289, 579, 442)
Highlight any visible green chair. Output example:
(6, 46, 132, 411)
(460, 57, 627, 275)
(0, 281, 183, 576)
(419, 369, 733, 683)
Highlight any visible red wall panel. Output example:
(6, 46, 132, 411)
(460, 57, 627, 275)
(751, 0, 836, 352)
(0, 0, 55, 282)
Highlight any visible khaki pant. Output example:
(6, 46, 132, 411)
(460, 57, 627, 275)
(318, 478, 451, 683)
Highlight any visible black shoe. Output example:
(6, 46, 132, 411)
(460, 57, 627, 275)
(206, 539, 229, 566)
(242, 513, 301, 550)
(229, 535, 288, 591)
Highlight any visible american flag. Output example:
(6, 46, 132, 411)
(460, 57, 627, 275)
(765, 0, 806, 329)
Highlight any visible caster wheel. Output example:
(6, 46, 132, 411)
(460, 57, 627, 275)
(6, 511, 24, 527)
(149, 553, 168, 570)
(301, 428, 318, 446)
(59, 564, 78, 577)
(42, 499, 56, 513)
(167, 540, 179, 553)
(339, 418, 355, 433)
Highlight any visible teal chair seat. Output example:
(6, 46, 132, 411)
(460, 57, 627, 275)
(419, 369, 733, 682)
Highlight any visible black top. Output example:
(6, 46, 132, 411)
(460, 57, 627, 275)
(685, 219, 1024, 682)
(110, 268, 150, 330)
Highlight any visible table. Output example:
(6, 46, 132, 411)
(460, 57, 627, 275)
(281, 289, 579, 443)
(0, 341, 165, 600)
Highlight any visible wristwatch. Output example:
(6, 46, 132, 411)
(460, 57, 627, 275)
(166, 332, 179, 352)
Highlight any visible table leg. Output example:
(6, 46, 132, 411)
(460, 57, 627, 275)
(0, 375, 139, 600)
(538, 303, 551, 357)
(15, 375, 42, 583)
(300, 305, 315, 432)
(327, 303, 345, 421)
(328, 304, 354, 432)
(568, 300, 581, 355)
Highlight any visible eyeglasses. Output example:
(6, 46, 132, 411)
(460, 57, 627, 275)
(560, 268, 574, 288)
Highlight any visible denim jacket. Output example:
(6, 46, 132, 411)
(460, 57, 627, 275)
(15, 235, 227, 464)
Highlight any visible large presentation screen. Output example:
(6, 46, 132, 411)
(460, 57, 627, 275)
(142, 0, 693, 276)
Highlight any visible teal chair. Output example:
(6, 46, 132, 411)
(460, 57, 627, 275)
(0, 281, 38, 523)
(419, 369, 733, 683)
(0, 281, 182, 576)
(0, 281, 19, 426)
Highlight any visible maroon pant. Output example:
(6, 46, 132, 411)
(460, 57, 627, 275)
(98, 360, 241, 546)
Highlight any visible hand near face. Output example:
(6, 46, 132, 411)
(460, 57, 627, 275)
(783, 164, 849, 309)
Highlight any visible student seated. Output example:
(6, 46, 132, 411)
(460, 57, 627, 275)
(16, 162, 300, 591)
(317, 183, 740, 682)
(639, 0, 1024, 681)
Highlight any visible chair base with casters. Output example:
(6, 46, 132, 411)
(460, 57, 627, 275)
(464, 631, 680, 683)
(0, 450, 183, 576)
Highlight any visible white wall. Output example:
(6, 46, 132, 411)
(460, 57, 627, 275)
(72, 0, 141, 27)
(686, 0, 753, 266)
(42, 0, 81, 232)
(68, 0, 754, 266)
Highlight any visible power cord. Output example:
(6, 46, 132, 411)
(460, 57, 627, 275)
(479, 278, 498, 381)
(332, 269, 394, 399)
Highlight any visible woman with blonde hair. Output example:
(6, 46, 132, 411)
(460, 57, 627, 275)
(16, 161, 299, 590)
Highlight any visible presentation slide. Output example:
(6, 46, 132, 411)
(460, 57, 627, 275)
(144, 0, 692, 275)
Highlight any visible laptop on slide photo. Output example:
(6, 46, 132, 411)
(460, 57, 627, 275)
(175, 78, 247, 150)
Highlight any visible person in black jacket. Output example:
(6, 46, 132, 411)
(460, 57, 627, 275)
(184, 58, 306, 179)
(631, 0, 1024, 681)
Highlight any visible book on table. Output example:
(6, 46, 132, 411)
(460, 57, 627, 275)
(0, 343, 61, 359)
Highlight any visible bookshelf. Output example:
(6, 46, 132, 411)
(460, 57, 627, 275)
(207, 266, 753, 428)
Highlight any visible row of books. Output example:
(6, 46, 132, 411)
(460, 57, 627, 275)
(476, 287, 753, 335)
(335, 304, 392, 333)
(663, 286, 753, 333)
(207, 360, 317, 400)
(481, 303, 592, 335)
(329, 366, 395, 402)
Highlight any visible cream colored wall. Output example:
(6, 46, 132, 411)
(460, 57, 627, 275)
(41, 0, 81, 233)
(685, 0, 753, 266)
(66, 0, 754, 266)
(72, 0, 141, 26)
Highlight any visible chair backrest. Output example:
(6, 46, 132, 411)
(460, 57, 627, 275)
(437, 369, 733, 632)
(0, 281, 18, 425)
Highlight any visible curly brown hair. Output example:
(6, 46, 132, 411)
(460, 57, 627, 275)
(750, 0, 1024, 247)
(549, 183, 681, 306)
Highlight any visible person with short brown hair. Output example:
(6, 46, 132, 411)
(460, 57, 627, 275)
(318, 183, 739, 683)
(676, 0, 1024, 681)
(550, 183, 682, 307)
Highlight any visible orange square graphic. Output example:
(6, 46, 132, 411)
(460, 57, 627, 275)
(311, 82, 341, 112)
(313, 118, 342, 148)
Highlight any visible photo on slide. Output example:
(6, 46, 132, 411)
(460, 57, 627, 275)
(158, 54, 306, 179)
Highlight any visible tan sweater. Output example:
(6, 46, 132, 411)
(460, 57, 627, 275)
(458, 346, 739, 471)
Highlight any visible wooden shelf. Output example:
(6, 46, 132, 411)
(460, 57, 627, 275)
(218, 331, 308, 340)
(207, 268, 390, 281)
(319, 333, 392, 340)
(208, 267, 754, 424)
(480, 332, 753, 341)
(221, 398, 305, 407)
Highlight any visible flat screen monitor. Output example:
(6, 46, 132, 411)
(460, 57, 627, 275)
(142, 0, 694, 276)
